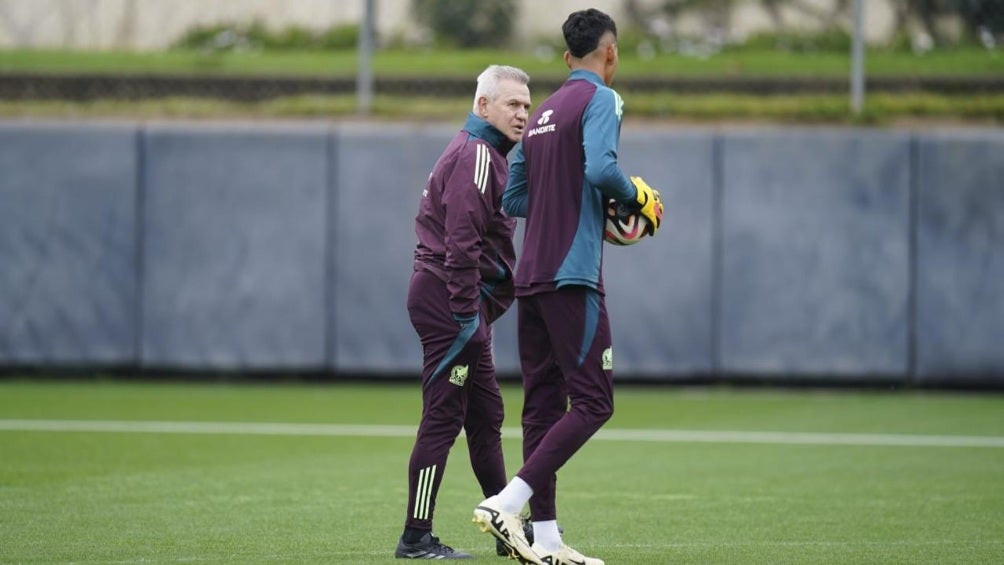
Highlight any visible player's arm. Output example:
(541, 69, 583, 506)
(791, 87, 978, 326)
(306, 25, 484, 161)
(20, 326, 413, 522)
(583, 89, 663, 233)
(502, 141, 528, 218)
(582, 88, 634, 202)
(442, 145, 491, 320)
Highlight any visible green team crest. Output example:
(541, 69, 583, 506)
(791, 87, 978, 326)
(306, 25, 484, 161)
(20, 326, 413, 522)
(449, 365, 469, 386)
(602, 347, 614, 371)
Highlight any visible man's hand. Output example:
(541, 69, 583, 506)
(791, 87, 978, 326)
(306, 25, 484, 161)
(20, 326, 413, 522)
(630, 176, 664, 235)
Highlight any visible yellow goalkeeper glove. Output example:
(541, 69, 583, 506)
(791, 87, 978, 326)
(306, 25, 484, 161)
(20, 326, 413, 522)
(630, 176, 664, 236)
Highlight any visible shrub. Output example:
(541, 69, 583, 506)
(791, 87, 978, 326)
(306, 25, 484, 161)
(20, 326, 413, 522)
(411, 0, 517, 48)
(738, 29, 853, 53)
(172, 21, 360, 52)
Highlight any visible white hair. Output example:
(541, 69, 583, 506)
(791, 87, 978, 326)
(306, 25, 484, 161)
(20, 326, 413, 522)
(473, 64, 530, 113)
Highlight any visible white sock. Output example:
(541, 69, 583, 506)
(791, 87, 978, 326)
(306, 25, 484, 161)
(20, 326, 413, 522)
(532, 520, 562, 552)
(495, 476, 533, 514)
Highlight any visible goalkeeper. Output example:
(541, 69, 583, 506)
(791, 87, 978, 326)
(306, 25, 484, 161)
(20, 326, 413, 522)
(473, 9, 662, 565)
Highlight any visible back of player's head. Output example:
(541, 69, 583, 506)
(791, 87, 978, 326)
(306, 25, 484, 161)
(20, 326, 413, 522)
(562, 8, 617, 58)
(473, 64, 530, 112)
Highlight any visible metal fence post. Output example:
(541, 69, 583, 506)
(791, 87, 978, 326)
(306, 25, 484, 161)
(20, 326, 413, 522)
(357, 0, 375, 115)
(851, 0, 865, 115)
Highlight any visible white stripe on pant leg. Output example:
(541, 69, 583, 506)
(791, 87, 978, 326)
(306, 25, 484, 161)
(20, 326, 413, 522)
(417, 464, 436, 520)
(422, 464, 436, 519)
(413, 464, 437, 520)
(413, 466, 428, 520)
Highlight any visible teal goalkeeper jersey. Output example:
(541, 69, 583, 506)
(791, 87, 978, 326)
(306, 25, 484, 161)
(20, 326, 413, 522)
(503, 69, 636, 296)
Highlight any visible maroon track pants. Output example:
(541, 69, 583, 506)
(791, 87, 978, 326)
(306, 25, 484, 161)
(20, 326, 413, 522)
(403, 270, 508, 530)
(515, 286, 614, 522)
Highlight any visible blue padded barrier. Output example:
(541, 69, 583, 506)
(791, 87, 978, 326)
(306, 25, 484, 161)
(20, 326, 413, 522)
(141, 123, 329, 369)
(2, 120, 1003, 386)
(718, 129, 912, 379)
(914, 130, 1004, 384)
(329, 123, 455, 374)
(610, 130, 716, 378)
(0, 122, 138, 365)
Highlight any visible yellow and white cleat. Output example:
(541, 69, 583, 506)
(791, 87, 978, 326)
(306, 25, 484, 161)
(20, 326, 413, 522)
(530, 542, 605, 565)
(472, 496, 543, 565)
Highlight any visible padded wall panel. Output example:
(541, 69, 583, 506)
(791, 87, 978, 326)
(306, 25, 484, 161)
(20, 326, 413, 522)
(0, 123, 138, 364)
(720, 130, 911, 378)
(610, 130, 716, 378)
(141, 124, 328, 369)
(5, 120, 1003, 385)
(915, 130, 1004, 383)
(331, 124, 454, 373)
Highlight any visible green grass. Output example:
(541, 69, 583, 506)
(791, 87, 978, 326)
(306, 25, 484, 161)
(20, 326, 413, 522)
(2, 92, 1001, 124)
(2, 48, 1001, 123)
(1, 379, 1003, 564)
(2, 47, 1002, 78)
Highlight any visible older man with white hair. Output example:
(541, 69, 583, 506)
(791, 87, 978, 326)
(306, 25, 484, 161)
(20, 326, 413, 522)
(395, 64, 531, 560)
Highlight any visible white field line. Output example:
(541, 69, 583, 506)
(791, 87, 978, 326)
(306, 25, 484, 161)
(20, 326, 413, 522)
(1, 419, 1003, 448)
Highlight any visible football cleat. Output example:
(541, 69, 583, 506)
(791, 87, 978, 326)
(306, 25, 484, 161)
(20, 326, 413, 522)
(473, 496, 543, 565)
(530, 543, 604, 565)
(496, 513, 534, 557)
(395, 532, 474, 559)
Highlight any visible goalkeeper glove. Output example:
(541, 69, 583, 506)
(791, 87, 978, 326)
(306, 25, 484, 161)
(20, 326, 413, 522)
(630, 176, 664, 235)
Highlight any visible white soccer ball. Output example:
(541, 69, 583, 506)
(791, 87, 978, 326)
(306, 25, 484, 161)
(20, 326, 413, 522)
(604, 198, 650, 246)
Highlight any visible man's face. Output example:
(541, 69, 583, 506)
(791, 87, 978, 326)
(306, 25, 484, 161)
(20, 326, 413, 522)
(479, 78, 531, 142)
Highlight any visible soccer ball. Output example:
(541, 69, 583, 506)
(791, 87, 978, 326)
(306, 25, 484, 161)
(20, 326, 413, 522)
(604, 198, 650, 246)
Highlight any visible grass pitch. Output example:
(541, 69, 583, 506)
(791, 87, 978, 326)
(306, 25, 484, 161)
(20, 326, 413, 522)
(1, 379, 1002, 564)
(3, 48, 1003, 124)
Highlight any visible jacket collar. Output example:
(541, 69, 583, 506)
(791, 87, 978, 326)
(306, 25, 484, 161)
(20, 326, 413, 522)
(568, 68, 605, 87)
(463, 112, 515, 154)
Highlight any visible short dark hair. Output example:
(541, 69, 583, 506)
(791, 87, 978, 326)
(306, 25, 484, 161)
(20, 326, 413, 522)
(562, 8, 617, 58)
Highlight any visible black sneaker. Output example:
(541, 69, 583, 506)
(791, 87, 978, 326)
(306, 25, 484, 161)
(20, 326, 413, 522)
(495, 514, 534, 557)
(396, 532, 474, 559)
